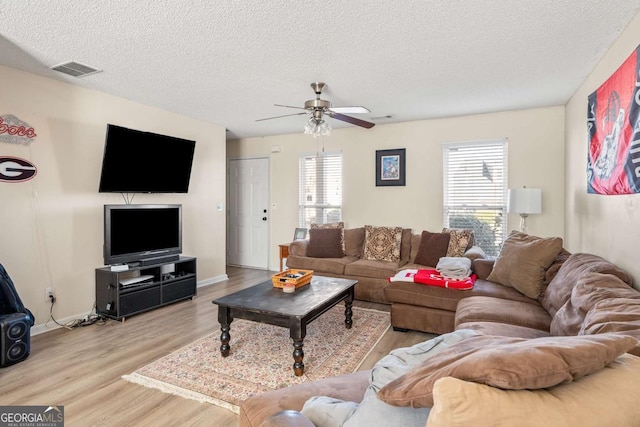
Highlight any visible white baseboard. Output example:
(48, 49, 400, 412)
(197, 273, 228, 288)
(31, 310, 93, 336)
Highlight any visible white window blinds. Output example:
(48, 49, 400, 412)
(442, 140, 507, 256)
(298, 153, 342, 228)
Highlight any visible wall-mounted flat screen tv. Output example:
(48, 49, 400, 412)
(98, 124, 196, 193)
(103, 204, 182, 266)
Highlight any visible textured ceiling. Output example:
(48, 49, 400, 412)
(1, 1, 640, 140)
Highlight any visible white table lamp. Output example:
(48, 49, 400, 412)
(507, 187, 542, 233)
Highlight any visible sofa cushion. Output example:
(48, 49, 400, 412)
(455, 296, 551, 331)
(442, 228, 473, 257)
(545, 247, 572, 285)
(540, 253, 633, 318)
(414, 231, 450, 267)
(344, 227, 365, 257)
(580, 298, 640, 356)
(455, 321, 552, 339)
(300, 330, 478, 427)
(377, 333, 637, 408)
(307, 228, 345, 258)
(286, 255, 357, 275)
(486, 231, 563, 299)
(426, 354, 640, 427)
(384, 278, 536, 313)
(399, 228, 413, 265)
(363, 225, 403, 262)
(311, 222, 345, 253)
(345, 259, 399, 280)
(550, 272, 638, 336)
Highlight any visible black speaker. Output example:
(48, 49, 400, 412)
(0, 313, 31, 367)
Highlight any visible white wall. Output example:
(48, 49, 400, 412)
(565, 12, 640, 285)
(228, 106, 565, 270)
(0, 65, 227, 333)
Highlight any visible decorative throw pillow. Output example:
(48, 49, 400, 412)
(363, 225, 403, 262)
(414, 231, 451, 267)
(377, 333, 637, 408)
(441, 228, 473, 257)
(486, 230, 563, 299)
(311, 222, 345, 253)
(426, 354, 640, 427)
(307, 228, 345, 258)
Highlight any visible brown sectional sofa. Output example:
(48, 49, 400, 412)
(240, 231, 640, 426)
(286, 227, 478, 306)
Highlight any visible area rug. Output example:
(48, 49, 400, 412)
(123, 305, 389, 413)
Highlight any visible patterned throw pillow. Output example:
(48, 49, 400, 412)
(442, 228, 474, 257)
(311, 222, 345, 253)
(363, 225, 403, 262)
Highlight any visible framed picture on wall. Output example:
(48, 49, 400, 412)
(376, 148, 406, 186)
(294, 228, 308, 240)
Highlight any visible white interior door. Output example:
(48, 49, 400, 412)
(228, 158, 269, 269)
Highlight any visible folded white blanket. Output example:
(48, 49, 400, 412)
(436, 257, 471, 279)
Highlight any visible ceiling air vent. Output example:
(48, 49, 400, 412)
(50, 61, 102, 78)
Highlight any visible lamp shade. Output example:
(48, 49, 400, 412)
(507, 188, 542, 214)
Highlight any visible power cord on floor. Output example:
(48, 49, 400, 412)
(47, 298, 108, 330)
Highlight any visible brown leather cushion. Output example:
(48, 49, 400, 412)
(307, 228, 344, 258)
(487, 231, 563, 299)
(377, 333, 638, 408)
(455, 296, 551, 331)
(427, 354, 640, 427)
(540, 253, 632, 318)
(414, 231, 450, 267)
(550, 272, 639, 336)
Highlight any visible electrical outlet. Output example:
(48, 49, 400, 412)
(45, 287, 55, 301)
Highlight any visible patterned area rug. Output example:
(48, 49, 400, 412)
(123, 305, 389, 413)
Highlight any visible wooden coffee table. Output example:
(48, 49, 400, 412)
(212, 275, 357, 376)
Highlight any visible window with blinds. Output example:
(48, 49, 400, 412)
(298, 153, 342, 228)
(442, 140, 507, 256)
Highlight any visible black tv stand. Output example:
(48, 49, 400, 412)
(95, 256, 196, 321)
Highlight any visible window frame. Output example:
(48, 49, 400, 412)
(442, 139, 508, 256)
(298, 152, 343, 229)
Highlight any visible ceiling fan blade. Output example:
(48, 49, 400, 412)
(274, 104, 307, 110)
(329, 106, 370, 114)
(327, 112, 375, 129)
(256, 112, 307, 122)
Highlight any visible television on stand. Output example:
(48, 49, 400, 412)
(98, 124, 196, 194)
(103, 204, 182, 266)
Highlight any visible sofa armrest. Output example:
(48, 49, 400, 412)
(258, 410, 315, 427)
(472, 259, 495, 280)
(289, 240, 309, 257)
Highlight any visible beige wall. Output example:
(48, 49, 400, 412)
(0, 65, 227, 333)
(228, 106, 565, 270)
(565, 12, 640, 284)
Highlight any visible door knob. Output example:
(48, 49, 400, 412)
(262, 217, 267, 221)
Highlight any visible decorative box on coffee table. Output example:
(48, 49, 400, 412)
(271, 269, 313, 289)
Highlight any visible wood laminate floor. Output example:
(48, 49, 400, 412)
(0, 267, 433, 426)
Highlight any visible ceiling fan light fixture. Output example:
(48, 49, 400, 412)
(304, 117, 331, 138)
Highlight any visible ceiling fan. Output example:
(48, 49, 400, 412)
(256, 82, 375, 135)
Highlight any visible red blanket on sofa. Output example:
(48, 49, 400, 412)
(389, 269, 476, 290)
